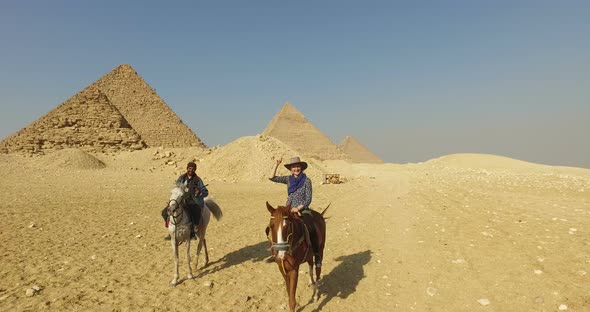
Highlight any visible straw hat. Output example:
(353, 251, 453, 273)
(284, 157, 308, 171)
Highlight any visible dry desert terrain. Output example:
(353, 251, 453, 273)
(1, 143, 589, 311)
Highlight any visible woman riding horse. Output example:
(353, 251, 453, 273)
(268, 157, 321, 266)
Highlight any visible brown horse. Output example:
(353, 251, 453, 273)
(266, 202, 328, 312)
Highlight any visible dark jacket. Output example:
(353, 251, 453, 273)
(177, 174, 208, 208)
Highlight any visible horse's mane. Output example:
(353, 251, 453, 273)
(271, 205, 297, 229)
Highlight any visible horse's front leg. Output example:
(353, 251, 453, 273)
(287, 267, 299, 312)
(170, 239, 180, 287)
(186, 240, 193, 280)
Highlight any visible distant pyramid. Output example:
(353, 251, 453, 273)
(0, 87, 144, 153)
(339, 136, 384, 164)
(262, 103, 350, 161)
(1, 64, 204, 154)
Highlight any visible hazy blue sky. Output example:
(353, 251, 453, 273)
(1, 1, 589, 167)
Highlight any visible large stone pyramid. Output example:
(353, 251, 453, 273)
(0, 64, 204, 154)
(339, 136, 384, 164)
(91, 64, 203, 148)
(0, 87, 144, 153)
(262, 103, 350, 161)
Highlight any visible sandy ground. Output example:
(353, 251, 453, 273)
(1, 150, 589, 311)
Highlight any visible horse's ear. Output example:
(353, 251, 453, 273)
(266, 201, 275, 214)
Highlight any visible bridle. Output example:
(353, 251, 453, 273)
(267, 214, 307, 255)
(167, 198, 185, 226)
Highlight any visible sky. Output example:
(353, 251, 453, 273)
(1, 1, 589, 168)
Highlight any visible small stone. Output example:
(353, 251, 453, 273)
(558, 304, 568, 310)
(534, 269, 543, 275)
(129, 222, 135, 225)
(28, 223, 36, 228)
(25, 288, 36, 297)
(377, 259, 382, 264)
(478, 298, 490, 306)
(91, 255, 97, 260)
(32, 285, 41, 291)
(426, 287, 437, 296)
(203, 281, 213, 288)
(135, 234, 142, 238)
(280, 303, 287, 310)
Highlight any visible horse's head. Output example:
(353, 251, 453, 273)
(266, 202, 300, 259)
(167, 186, 188, 220)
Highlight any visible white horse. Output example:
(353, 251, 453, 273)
(166, 185, 223, 287)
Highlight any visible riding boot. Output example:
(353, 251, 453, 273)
(161, 208, 169, 228)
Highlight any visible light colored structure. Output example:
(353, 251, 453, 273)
(262, 103, 350, 161)
(0, 64, 204, 154)
(339, 135, 384, 164)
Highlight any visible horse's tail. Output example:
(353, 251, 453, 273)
(320, 203, 331, 217)
(205, 197, 223, 221)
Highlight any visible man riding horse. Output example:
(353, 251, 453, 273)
(268, 157, 322, 267)
(161, 162, 208, 238)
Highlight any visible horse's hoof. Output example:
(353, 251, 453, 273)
(170, 282, 177, 288)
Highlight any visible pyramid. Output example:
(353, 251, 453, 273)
(1, 64, 204, 154)
(0, 87, 144, 153)
(339, 136, 384, 164)
(89, 64, 203, 148)
(262, 103, 350, 161)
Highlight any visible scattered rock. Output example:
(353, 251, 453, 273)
(135, 234, 142, 238)
(558, 304, 568, 311)
(25, 286, 42, 297)
(534, 269, 543, 275)
(91, 255, 97, 260)
(426, 287, 437, 296)
(28, 223, 36, 228)
(203, 281, 213, 288)
(478, 298, 490, 306)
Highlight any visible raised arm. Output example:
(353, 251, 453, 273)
(269, 157, 282, 180)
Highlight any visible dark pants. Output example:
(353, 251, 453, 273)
(187, 203, 201, 227)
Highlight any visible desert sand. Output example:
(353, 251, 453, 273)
(1, 143, 589, 311)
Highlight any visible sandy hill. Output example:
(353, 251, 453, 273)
(339, 136, 383, 164)
(262, 102, 351, 161)
(425, 153, 590, 176)
(0, 64, 204, 154)
(199, 135, 329, 182)
(0, 87, 144, 154)
(37, 148, 106, 170)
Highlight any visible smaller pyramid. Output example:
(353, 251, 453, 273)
(339, 136, 384, 164)
(262, 103, 350, 161)
(0, 87, 145, 154)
